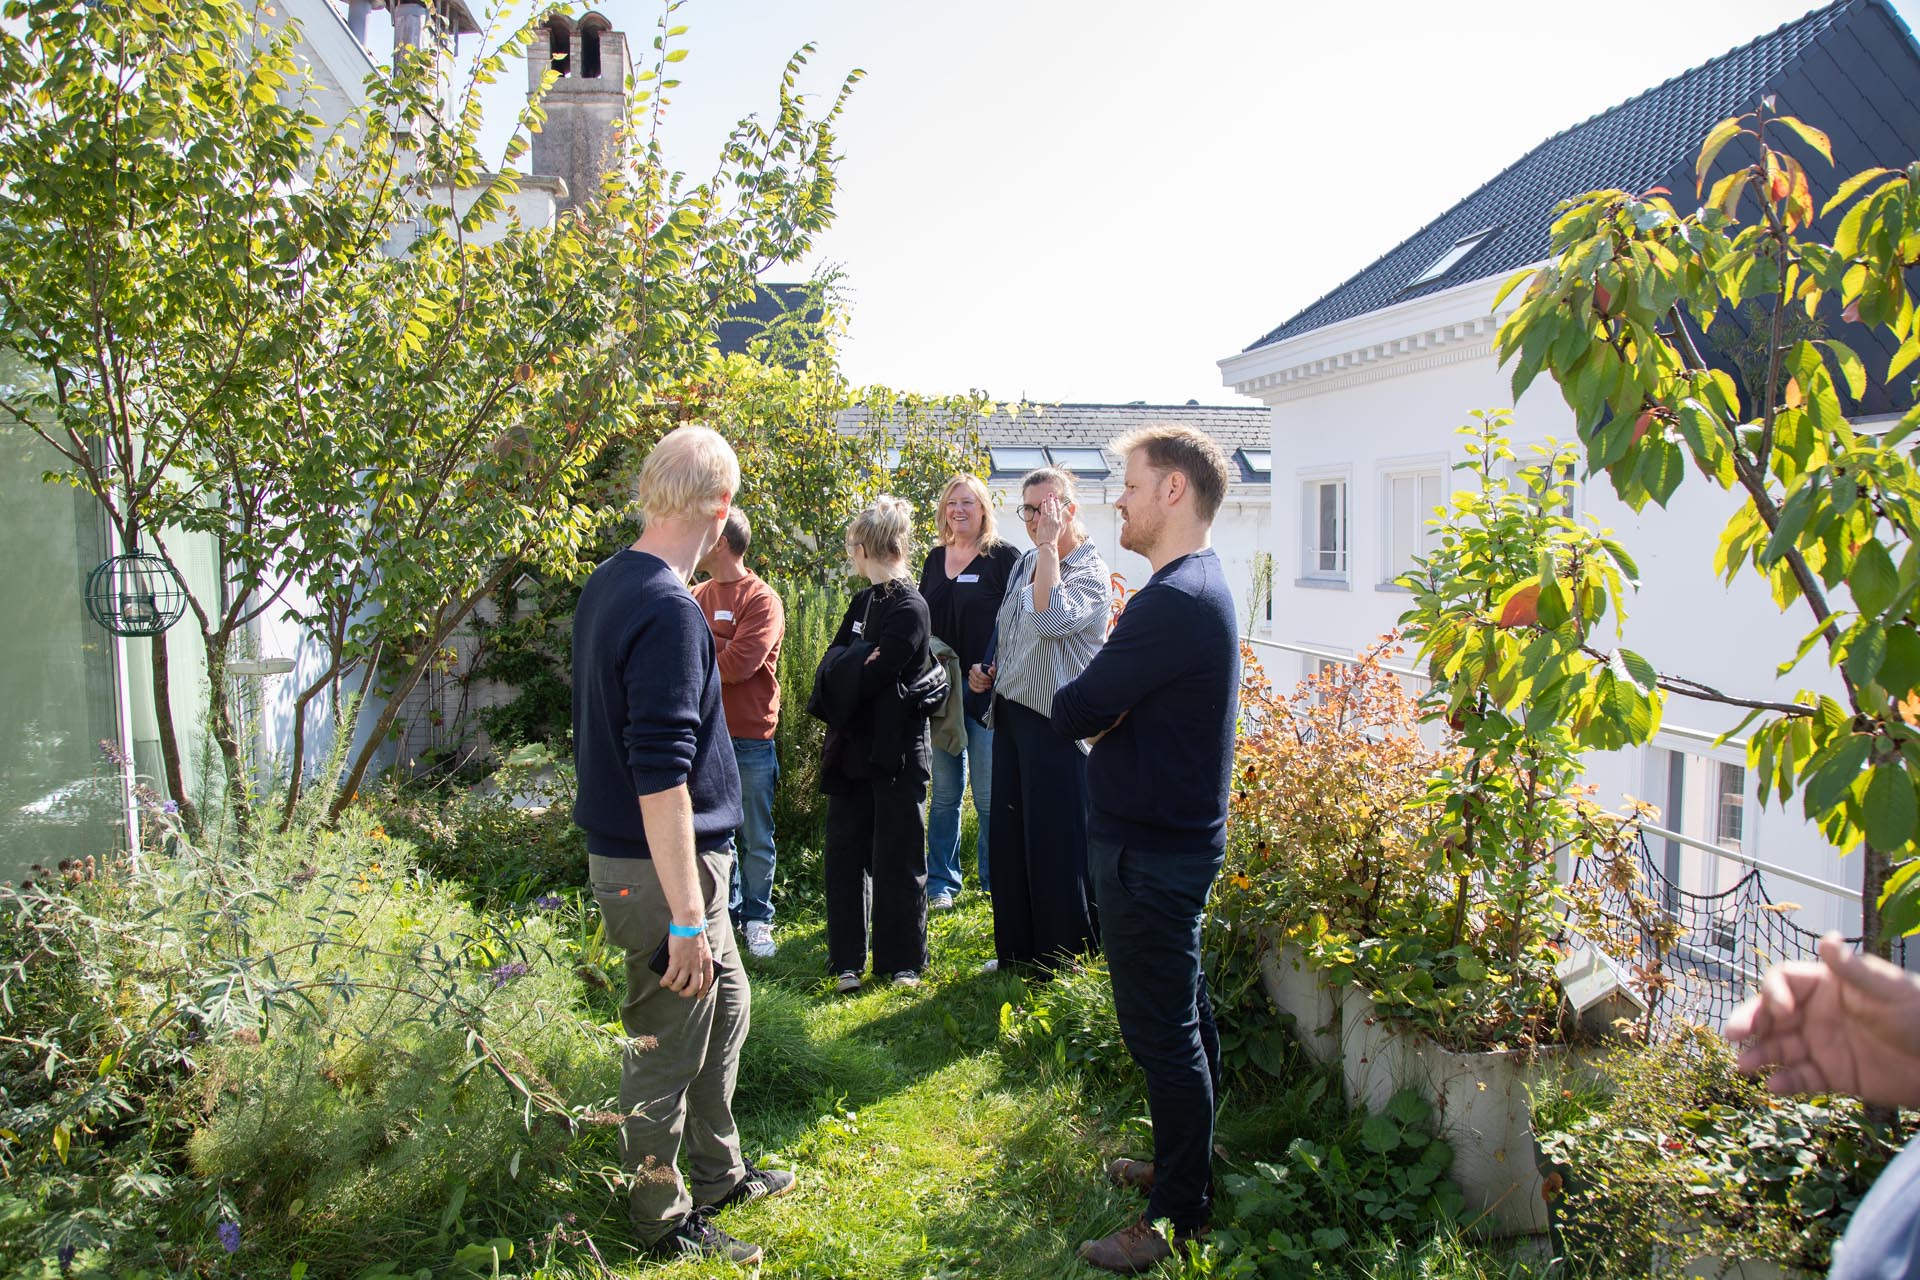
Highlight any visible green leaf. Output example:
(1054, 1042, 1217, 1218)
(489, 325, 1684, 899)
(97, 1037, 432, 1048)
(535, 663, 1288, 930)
(1853, 541, 1899, 616)
(1822, 166, 1896, 216)
(1772, 115, 1834, 166)
(1806, 735, 1872, 816)
(1864, 764, 1918, 852)
(1820, 339, 1868, 400)
(1696, 116, 1747, 195)
(1759, 483, 1817, 567)
(1879, 858, 1920, 936)
(1882, 626, 1920, 695)
(1360, 1113, 1402, 1153)
(1387, 1089, 1432, 1126)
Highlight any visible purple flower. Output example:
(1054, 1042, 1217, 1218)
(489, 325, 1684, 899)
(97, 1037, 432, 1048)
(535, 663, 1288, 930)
(161, 799, 179, 815)
(532, 895, 564, 910)
(218, 1220, 241, 1254)
(489, 961, 530, 988)
(98, 739, 130, 767)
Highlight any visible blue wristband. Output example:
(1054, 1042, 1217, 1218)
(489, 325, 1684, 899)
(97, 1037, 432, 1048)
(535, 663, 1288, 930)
(668, 922, 704, 938)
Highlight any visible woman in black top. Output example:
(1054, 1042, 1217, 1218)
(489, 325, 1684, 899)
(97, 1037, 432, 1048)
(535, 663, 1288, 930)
(814, 496, 933, 992)
(918, 473, 1021, 908)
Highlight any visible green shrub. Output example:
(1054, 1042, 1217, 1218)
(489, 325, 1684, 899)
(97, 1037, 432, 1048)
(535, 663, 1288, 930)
(1536, 1029, 1897, 1277)
(770, 576, 842, 868)
(0, 814, 627, 1276)
(370, 764, 585, 906)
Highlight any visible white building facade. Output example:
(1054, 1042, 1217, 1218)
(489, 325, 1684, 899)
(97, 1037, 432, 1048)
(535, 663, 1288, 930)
(1220, 0, 1920, 947)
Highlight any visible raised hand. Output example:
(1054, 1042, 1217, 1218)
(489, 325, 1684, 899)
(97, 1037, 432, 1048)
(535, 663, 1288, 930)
(1722, 932, 1920, 1109)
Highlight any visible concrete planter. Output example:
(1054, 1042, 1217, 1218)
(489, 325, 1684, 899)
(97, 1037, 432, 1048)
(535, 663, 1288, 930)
(1339, 987, 1547, 1237)
(1257, 942, 1341, 1065)
(1257, 934, 1550, 1237)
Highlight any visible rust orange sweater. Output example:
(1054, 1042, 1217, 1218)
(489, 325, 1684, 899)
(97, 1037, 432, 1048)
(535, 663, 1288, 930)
(691, 569, 784, 740)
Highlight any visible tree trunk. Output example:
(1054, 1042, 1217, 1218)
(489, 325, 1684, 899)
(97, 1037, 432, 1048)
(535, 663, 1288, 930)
(202, 641, 253, 835)
(326, 561, 519, 825)
(147, 632, 203, 842)
(1862, 843, 1892, 959)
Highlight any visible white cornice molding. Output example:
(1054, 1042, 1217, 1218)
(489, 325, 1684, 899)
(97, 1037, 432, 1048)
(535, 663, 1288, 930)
(1218, 264, 1545, 403)
(1240, 322, 1505, 404)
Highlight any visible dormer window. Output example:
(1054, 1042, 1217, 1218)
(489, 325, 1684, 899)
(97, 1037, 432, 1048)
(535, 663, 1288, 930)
(1405, 226, 1500, 290)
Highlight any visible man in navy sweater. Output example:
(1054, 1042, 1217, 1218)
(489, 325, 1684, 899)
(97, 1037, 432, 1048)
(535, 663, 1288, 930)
(1052, 424, 1238, 1274)
(572, 425, 794, 1265)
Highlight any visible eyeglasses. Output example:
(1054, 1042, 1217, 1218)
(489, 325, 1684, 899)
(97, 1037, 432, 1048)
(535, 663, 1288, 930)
(1015, 504, 1041, 520)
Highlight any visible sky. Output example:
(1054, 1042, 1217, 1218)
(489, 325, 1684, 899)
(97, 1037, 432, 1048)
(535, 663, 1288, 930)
(450, 0, 1920, 407)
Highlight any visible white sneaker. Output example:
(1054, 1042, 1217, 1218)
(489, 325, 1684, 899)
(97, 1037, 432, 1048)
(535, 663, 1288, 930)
(928, 892, 955, 911)
(744, 921, 776, 959)
(979, 958, 1000, 973)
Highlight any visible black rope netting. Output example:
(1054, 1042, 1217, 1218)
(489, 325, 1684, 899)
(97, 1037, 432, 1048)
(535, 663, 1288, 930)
(1567, 832, 1910, 1036)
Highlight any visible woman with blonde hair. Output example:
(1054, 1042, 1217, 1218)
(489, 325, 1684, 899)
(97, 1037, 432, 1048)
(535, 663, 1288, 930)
(917, 472, 1021, 909)
(809, 496, 936, 992)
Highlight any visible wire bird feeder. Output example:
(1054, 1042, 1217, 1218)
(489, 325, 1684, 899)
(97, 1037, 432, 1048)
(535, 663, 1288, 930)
(84, 551, 187, 637)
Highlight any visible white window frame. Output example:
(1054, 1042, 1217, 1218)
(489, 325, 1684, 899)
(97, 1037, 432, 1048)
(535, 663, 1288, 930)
(1298, 467, 1351, 586)
(1377, 455, 1448, 590)
(1497, 446, 1581, 514)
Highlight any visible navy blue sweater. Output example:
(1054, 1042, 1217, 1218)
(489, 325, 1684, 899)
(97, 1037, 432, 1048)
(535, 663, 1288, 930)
(572, 550, 742, 859)
(1051, 549, 1239, 852)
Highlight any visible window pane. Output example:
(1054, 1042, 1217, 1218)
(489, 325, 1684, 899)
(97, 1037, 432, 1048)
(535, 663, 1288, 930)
(0, 407, 123, 880)
(1717, 762, 1745, 852)
(1318, 483, 1338, 571)
(1419, 473, 1444, 552)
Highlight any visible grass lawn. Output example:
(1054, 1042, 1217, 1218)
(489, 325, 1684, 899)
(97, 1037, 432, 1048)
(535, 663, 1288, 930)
(537, 893, 1544, 1280)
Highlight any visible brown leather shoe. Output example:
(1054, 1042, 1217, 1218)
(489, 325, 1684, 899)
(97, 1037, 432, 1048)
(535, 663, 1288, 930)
(1077, 1217, 1173, 1274)
(1106, 1157, 1155, 1194)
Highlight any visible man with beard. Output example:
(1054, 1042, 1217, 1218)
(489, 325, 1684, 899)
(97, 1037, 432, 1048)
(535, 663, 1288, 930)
(1051, 424, 1238, 1274)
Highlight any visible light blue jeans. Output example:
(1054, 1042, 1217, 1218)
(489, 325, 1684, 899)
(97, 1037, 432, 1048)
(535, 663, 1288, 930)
(927, 714, 992, 899)
(728, 736, 779, 926)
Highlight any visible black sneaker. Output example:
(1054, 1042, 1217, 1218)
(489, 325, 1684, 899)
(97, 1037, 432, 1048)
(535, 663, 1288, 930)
(650, 1208, 762, 1263)
(701, 1158, 798, 1212)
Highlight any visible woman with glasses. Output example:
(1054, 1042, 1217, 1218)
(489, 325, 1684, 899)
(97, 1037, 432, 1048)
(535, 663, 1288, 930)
(917, 473, 1021, 909)
(970, 466, 1109, 972)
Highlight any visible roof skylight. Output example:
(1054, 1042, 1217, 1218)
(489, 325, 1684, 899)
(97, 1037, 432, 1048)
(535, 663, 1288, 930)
(1046, 447, 1110, 476)
(1405, 226, 1500, 289)
(1238, 448, 1272, 477)
(989, 446, 1048, 476)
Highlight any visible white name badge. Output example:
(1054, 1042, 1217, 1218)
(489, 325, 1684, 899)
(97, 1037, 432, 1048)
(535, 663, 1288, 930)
(852, 621, 865, 635)
(714, 610, 734, 622)
(956, 573, 980, 583)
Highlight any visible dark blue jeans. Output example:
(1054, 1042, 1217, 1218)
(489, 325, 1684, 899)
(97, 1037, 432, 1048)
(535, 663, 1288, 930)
(1089, 838, 1223, 1234)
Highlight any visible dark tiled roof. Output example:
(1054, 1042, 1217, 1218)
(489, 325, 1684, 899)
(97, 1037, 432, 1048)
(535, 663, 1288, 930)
(839, 402, 1274, 485)
(1246, 0, 1920, 361)
(715, 284, 820, 357)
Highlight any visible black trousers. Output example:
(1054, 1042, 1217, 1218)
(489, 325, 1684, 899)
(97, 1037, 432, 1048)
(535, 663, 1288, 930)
(824, 770, 928, 976)
(989, 696, 1098, 970)
(1089, 838, 1224, 1234)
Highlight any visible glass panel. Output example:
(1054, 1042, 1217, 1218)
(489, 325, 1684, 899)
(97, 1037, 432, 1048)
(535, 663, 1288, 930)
(989, 446, 1047, 475)
(1716, 763, 1745, 852)
(1240, 449, 1272, 476)
(1316, 483, 1338, 572)
(1046, 446, 1109, 475)
(0, 367, 123, 882)
(1419, 473, 1444, 553)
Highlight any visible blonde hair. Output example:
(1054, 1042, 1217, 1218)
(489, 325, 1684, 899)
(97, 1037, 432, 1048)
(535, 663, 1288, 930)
(635, 425, 739, 523)
(1111, 424, 1230, 521)
(848, 495, 914, 564)
(1019, 466, 1089, 540)
(935, 472, 1001, 548)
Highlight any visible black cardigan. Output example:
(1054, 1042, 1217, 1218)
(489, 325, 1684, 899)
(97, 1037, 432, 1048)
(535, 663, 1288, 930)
(809, 580, 933, 789)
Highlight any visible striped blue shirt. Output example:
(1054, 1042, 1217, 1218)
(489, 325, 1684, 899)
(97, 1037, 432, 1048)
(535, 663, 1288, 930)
(988, 539, 1109, 726)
